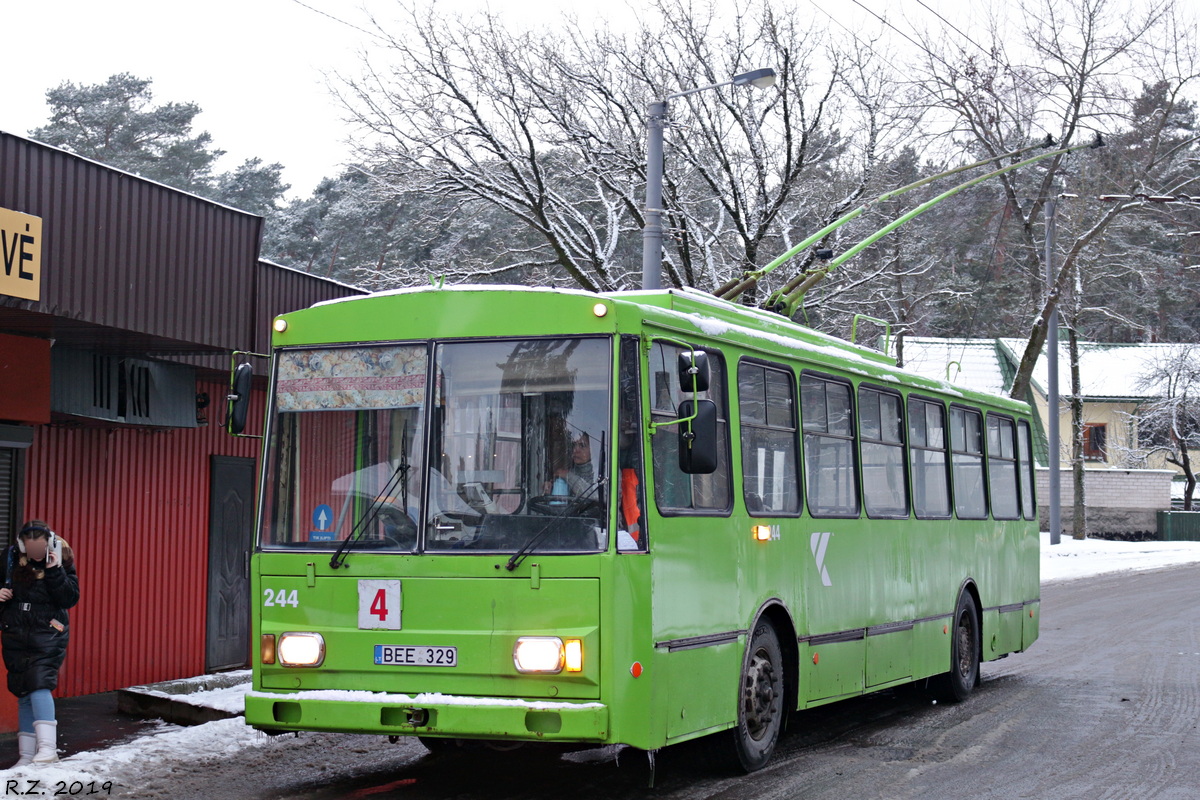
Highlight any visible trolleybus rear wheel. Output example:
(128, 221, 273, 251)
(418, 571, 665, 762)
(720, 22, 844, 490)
(732, 621, 785, 772)
(936, 590, 980, 702)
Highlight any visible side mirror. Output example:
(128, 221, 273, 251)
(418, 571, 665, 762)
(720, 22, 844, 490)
(678, 399, 718, 474)
(678, 351, 709, 394)
(226, 362, 254, 435)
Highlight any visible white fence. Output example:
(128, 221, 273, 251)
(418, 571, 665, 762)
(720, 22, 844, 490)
(1035, 468, 1175, 538)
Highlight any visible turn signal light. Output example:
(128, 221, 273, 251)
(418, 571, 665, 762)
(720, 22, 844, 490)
(564, 639, 583, 672)
(260, 634, 277, 665)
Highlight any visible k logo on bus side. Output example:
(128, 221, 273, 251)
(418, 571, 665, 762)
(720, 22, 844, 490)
(810, 531, 833, 587)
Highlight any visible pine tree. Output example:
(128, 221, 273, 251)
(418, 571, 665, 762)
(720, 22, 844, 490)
(30, 73, 289, 221)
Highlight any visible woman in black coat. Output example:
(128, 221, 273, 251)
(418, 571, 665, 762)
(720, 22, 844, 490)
(0, 520, 79, 766)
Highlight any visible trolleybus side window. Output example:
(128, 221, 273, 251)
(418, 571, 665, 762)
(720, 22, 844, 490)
(737, 360, 800, 516)
(908, 396, 951, 519)
(1017, 419, 1037, 520)
(859, 385, 909, 518)
(987, 415, 1020, 520)
(650, 340, 731, 514)
(950, 405, 987, 520)
(800, 373, 860, 517)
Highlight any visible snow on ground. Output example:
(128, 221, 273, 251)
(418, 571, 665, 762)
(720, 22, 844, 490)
(134, 669, 251, 714)
(1039, 531, 1200, 583)
(0, 718, 276, 788)
(1, 533, 1197, 781)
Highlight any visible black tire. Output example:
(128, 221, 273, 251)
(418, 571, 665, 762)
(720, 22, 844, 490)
(731, 622, 786, 772)
(936, 590, 980, 703)
(418, 735, 456, 755)
(418, 736, 530, 756)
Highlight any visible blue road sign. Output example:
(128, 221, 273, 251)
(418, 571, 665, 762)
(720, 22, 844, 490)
(313, 504, 334, 531)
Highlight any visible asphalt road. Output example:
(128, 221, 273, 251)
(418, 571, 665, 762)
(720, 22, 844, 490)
(119, 565, 1200, 799)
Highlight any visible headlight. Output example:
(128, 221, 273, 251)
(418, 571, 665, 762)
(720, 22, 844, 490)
(513, 636, 584, 674)
(278, 632, 325, 667)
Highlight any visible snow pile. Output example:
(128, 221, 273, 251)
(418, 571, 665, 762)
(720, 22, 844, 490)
(126, 669, 251, 715)
(0, 717, 274, 785)
(150, 671, 250, 714)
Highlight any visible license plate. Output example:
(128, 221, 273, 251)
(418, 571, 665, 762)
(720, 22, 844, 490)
(374, 645, 457, 667)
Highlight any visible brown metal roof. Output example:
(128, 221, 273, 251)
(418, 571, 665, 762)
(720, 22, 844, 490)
(1, 131, 260, 355)
(254, 259, 365, 355)
(1, 132, 365, 359)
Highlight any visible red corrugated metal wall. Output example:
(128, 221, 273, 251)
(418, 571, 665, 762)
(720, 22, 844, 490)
(21, 378, 264, 697)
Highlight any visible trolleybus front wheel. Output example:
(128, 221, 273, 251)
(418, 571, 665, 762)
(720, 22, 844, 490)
(731, 621, 785, 772)
(417, 736, 566, 761)
(935, 590, 980, 702)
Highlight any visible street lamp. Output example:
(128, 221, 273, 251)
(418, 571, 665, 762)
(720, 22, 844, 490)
(641, 68, 777, 290)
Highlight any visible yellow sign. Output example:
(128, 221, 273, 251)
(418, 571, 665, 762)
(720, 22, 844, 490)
(0, 207, 42, 302)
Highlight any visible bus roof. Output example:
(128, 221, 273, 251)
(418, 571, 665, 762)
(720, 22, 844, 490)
(290, 284, 1028, 413)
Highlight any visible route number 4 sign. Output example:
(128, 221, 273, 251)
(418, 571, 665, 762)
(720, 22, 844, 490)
(358, 580, 401, 630)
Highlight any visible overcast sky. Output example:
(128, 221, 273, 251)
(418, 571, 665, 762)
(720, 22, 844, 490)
(2, 0, 979, 200)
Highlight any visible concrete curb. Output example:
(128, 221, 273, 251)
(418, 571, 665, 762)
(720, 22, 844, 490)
(117, 671, 247, 727)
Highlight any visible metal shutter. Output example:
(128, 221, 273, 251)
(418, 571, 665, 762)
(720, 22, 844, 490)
(0, 448, 14, 546)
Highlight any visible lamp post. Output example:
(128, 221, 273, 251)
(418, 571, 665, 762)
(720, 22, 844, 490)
(641, 67, 777, 290)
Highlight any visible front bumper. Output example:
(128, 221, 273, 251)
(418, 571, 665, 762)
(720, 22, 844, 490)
(245, 690, 610, 742)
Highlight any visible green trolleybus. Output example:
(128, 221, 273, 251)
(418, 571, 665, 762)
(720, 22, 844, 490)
(242, 285, 1039, 772)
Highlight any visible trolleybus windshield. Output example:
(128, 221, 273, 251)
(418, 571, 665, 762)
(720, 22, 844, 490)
(261, 337, 612, 555)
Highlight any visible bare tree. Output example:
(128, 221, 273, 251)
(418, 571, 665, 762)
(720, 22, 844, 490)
(332, 0, 906, 293)
(1129, 346, 1200, 510)
(906, 0, 1200, 400)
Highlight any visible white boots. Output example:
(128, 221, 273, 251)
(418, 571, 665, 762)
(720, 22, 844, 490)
(9, 721, 60, 767)
(12, 731, 35, 767)
(32, 720, 58, 764)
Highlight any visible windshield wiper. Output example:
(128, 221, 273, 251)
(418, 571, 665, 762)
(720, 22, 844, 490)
(504, 480, 604, 572)
(330, 457, 409, 569)
(399, 423, 410, 527)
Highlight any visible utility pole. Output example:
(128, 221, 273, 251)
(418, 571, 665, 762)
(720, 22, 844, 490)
(641, 101, 667, 291)
(1046, 191, 1061, 546)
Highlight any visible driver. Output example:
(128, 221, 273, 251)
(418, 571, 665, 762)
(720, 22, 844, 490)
(555, 433, 595, 496)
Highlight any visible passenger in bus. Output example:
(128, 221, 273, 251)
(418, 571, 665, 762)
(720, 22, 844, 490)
(0, 521, 80, 766)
